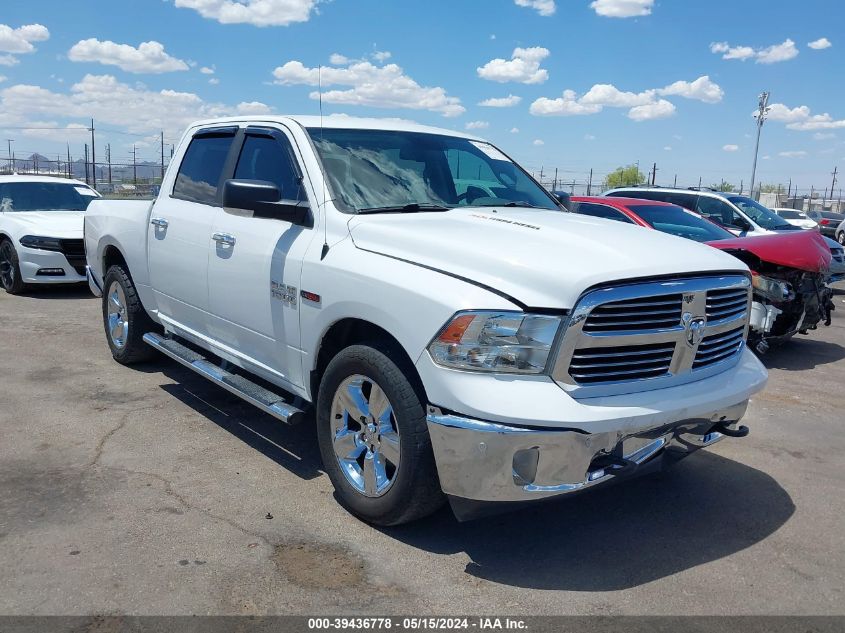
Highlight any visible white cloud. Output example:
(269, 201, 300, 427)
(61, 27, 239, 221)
(657, 75, 723, 103)
(68, 39, 189, 74)
(514, 0, 556, 16)
(533, 139, 544, 146)
(200, 65, 215, 74)
(272, 59, 465, 117)
(0, 23, 49, 54)
(329, 53, 349, 65)
(723, 144, 739, 152)
(531, 76, 714, 120)
(172, 0, 317, 27)
(764, 102, 845, 131)
(478, 94, 522, 107)
(590, 0, 654, 18)
(510, 127, 519, 133)
(208, 77, 220, 85)
(465, 120, 489, 130)
(584, 134, 595, 140)
(813, 132, 835, 140)
(0, 73, 273, 141)
(372, 50, 392, 63)
(808, 37, 832, 50)
(767, 103, 812, 123)
(779, 151, 807, 158)
(0, 23, 49, 66)
(477, 47, 549, 84)
(0, 75, 6, 83)
(664, 146, 672, 151)
(710, 39, 799, 64)
(628, 99, 675, 121)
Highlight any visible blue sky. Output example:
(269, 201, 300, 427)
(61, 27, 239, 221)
(1, 0, 843, 193)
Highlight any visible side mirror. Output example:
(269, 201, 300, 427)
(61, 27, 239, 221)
(222, 179, 310, 225)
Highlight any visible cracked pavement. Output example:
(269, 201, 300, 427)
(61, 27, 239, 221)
(1, 284, 844, 615)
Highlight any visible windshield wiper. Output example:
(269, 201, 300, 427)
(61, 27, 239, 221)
(357, 203, 452, 215)
(465, 201, 543, 209)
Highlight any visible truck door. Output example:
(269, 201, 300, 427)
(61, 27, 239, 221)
(206, 126, 316, 391)
(147, 126, 238, 335)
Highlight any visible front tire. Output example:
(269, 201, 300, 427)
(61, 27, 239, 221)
(102, 265, 156, 364)
(316, 343, 444, 526)
(838, 231, 845, 246)
(0, 238, 27, 295)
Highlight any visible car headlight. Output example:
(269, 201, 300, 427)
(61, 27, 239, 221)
(19, 235, 63, 251)
(428, 311, 563, 374)
(752, 273, 794, 302)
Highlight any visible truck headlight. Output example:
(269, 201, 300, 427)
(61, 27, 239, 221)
(19, 235, 63, 251)
(752, 273, 794, 303)
(428, 311, 563, 374)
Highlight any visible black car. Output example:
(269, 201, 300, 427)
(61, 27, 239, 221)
(806, 210, 845, 238)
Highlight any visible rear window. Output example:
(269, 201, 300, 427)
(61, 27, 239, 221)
(630, 204, 734, 242)
(0, 181, 99, 212)
(173, 133, 235, 205)
(821, 212, 845, 220)
(776, 209, 803, 219)
(607, 189, 696, 210)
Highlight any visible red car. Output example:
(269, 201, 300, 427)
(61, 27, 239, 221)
(570, 196, 833, 352)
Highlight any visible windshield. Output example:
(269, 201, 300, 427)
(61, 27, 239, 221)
(728, 196, 796, 230)
(306, 128, 559, 213)
(631, 204, 734, 242)
(0, 182, 99, 212)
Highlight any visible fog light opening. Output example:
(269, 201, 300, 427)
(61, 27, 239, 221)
(36, 268, 66, 276)
(512, 447, 539, 486)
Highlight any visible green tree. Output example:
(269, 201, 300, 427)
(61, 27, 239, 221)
(710, 180, 736, 192)
(759, 183, 783, 193)
(606, 164, 645, 188)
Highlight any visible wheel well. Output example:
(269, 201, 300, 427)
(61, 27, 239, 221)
(310, 318, 426, 404)
(102, 245, 128, 275)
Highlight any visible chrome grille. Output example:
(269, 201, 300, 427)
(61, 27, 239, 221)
(569, 342, 675, 383)
(583, 294, 682, 333)
(693, 327, 745, 369)
(706, 288, 748, 322)
(552, 275, 751, 398)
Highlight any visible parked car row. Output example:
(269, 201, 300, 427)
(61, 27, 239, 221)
(0, 117, 837, 526)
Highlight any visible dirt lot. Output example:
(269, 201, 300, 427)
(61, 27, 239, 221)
(1, 284, 843, 615)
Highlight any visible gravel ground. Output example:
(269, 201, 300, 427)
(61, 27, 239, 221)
(1, 283, 843, 615)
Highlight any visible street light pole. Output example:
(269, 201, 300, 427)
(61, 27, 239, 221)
(750, 91, 771, 200)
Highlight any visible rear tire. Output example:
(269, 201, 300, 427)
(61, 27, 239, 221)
(838, 231, 845, 246)
(316, 343, 444, 526)
(0, 238, 27, 295)
(102, 265, 157, 364)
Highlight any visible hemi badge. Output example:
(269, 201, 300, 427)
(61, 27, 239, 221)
(301, 290, 321, 303)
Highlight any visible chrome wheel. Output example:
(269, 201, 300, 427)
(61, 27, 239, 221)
(106, 281, 129, 349)
(0, 241, 15, 290)
(838, 232, 845, 246)
(330, 375, 401, 497)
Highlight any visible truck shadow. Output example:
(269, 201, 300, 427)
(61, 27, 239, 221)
(381, 453, 794, 591)
(150, 362, 323, 481)
(20, 283, 93, 300)
(760, 336, 845, 370)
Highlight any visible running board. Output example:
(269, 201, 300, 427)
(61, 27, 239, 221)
(143, 332, 305, 425)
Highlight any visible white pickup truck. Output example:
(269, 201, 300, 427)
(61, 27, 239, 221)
(85, 116, 768, 524)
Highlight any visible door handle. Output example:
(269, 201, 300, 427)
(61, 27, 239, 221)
(212, 232, 236, 246)
(150, 217, 169, 228)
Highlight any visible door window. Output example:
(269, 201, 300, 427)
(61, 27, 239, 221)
(695, 196, 740, 228)
(173, 133, 235, 205)
(572, 202, 635, 223)
(234, 134, 306, 202)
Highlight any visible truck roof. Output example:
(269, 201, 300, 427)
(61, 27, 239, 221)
(187, 115, 483, 141)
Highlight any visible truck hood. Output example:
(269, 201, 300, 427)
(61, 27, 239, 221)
(706, 230, 831, 273)
(348, 207, 747, 309)
(1, 211, 84, 239)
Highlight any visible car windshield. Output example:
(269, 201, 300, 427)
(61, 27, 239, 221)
(776, 209, 804, 219)
(727, 196, 796, 230)
(631, 204, 735, 242)
(0, 182, 98, 212)
(306, 128, 559, 213)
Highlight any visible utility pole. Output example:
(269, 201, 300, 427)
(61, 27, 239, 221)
(651, 162, 658, 186)
(587, 168, 593, 195)
(673, 174, 677, 187)
(552, 167, 558, 192)
(132, 144, 137, 184)
(750, 91, 771, 200)
(67, 144, 72, 179)
(84, 144, 90, 185)
(787, 178, 792, 198)
(831, 166, 838, 202)
(698, 176, 702, 189)
(6, 139, 14, 173)
(739, 180, 743, 195)
(90, 119, 96, 188)
(160, 131, 165, 181)
(106, 144, 112, 185)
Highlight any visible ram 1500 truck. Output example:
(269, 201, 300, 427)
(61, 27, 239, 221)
(85, 116, 768, 524)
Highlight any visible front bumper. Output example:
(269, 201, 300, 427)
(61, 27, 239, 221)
(18, 247, 86, 284)
(428, 400, 749, 520)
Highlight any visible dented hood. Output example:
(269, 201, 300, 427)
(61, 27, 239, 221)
(348, 207, 747, 309)
(706, 230, 831, 273)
